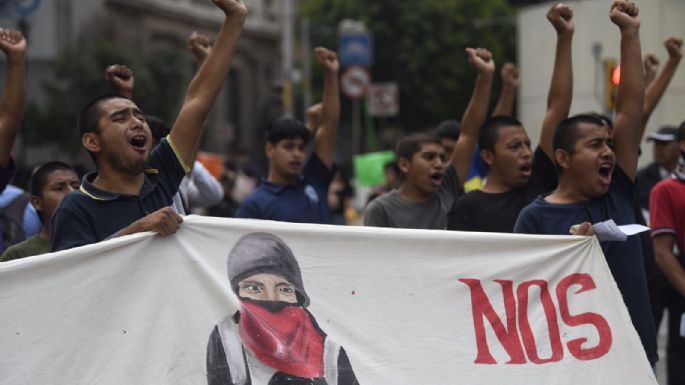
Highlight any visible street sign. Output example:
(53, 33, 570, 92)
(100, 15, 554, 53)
(338, 32, 373, 68)
(341, 66, 371, 100)
(366, 82, 399, 117)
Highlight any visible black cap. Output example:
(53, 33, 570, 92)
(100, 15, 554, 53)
(646, 126, 678, 142)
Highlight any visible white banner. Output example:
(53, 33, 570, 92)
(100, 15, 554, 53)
(0, 216, 656, 385)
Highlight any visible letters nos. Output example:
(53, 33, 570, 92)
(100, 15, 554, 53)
(459, 273, 613, 365)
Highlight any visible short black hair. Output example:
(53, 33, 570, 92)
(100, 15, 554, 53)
(583, 112, 614, 132)
(78, 93, 129, 137)
(552, 114, 606, 172)
(78, 93, 130, 162)
(396, 133, 442, 163)
(29, 161, 76, 198)
(266, 117, 311, 145)
(478, 115, 523, 153)
(435, 120, 461, 140)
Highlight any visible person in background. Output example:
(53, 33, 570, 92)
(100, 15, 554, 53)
(364, 47, 494, 229)
(0, 28, 33, 254)
(235, 47, 340, 224)
(207, 162, 240, 218)
(649, 121, 685, 385)
(328, 168, 355, 225)
(1, 162, 79, 262)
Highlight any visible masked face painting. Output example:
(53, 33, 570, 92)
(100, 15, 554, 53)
(228, 233, 324, 380)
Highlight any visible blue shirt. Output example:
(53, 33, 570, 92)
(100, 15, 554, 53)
(0, 184, 41, 239)
(51, 137, 189, 251)
(514, 166, 658, 365)
(236, 154, 334, 224)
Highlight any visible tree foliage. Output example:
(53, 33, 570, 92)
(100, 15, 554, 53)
(25, 40, 187, 154)
(301, 0, 517, 133)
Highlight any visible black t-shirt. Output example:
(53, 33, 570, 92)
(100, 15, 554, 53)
(447, 147, 557, 232)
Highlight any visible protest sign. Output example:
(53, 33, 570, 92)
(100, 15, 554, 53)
(0, 216, 656, 385)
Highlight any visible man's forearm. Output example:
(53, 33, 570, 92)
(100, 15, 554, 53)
(0, 59, 26, 167)
(656, 249, 685, 298)
(540, 34, 573, 158)
(615, 28, 644, 137)
(171, 10, 246, 165)
(453, 72, 493, 184)
(184, 16, 244, 118)
(642, 57, 681, 132)
(492, 83, 515, 117)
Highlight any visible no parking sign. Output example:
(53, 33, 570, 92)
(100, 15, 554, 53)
(366, 82, 399, 117)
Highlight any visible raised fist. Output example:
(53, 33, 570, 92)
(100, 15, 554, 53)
(643, 54, 660, 83)
(664, 36, 683, 60)
(105, 64, 134, 97)
(0, 28, 27, 61)
(466, 47, 495, 75)
(212, 0, 247, 19)
(547, 4, 574, 35)
(610, 1, 640, 30)
(187, 31, 212, 63)
(315, 47, 339, 74)
(501, 63, 520, 87)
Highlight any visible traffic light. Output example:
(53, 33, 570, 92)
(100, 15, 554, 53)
(604, 59, 619, 112)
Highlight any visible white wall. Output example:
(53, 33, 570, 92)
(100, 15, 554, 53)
(518, 0, 685, 167)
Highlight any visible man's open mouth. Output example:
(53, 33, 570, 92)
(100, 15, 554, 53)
(130, 135, 147, 151)
(598, 163, 613, 185)
(430, 172, 444, 186)
(519, 163, 532, 177)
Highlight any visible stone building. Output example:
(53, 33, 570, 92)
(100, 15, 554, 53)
(1, 0, 286, 164)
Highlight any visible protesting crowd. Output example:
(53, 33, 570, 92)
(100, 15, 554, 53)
(1, 0, 685, 381)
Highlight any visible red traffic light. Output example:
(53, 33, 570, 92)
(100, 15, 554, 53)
(611, 65, 621, 86)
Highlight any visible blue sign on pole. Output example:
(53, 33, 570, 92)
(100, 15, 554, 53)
(338, 32, 373, 68)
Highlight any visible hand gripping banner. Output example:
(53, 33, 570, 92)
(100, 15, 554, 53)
(0, 216, 656, 385)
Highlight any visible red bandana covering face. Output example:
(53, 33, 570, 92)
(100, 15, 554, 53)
(239, 300, 325, 379)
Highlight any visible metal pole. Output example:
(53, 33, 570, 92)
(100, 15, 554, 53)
(281, 0, 294, 116)
(352, 100, 361, 155)
(301, 18, 312, 120)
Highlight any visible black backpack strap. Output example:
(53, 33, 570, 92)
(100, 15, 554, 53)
(1, 192, 31, 248)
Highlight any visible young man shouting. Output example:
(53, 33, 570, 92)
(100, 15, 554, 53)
(235, 47, 339, 224)
(364, 48, 494, 229)
(448, 4, 574, 233)
(51, 0, 247, 251)
(515, 1, 657, 366)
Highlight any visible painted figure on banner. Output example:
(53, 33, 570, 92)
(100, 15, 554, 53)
(206, 232, 359, 385)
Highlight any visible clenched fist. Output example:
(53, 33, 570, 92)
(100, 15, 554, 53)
(188, 31, 212, 63)
(212, 0, 247, 19)
(610, 0, 640, 31)
(0, 28, 26, 62)
(105, 64, 134, 98)
(466, 47, 495, 75)
(664, 36, 683, 60)
(315, 47, 339, 75)
(547, 4, 574, 35)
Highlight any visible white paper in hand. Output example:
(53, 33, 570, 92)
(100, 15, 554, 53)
(592, 220, 649, 242)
